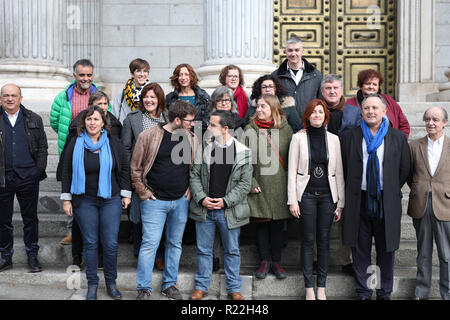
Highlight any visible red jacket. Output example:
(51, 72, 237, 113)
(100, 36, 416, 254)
(346, 92, 410, 139)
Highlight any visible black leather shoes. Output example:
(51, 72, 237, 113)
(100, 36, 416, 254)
(28, 256, 42, 273)
(0, 258, 13, 272)
(86, 286, 98, 300)
(106, 284, 122, 300)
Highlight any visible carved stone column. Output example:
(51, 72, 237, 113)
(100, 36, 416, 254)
(397, 0, 438, 101)
(197, 0, 276, 91)
(0, 0, 72, 106)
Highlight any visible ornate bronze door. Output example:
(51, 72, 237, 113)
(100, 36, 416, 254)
(273, 0, 396, 98)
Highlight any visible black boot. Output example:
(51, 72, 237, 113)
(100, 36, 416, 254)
(106, 283, 122, 300)
(86, 286, 98, 300)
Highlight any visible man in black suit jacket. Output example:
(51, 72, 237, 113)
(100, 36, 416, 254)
(341, 94, 410, 300)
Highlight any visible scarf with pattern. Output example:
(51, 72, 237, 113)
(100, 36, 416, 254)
(124, 78, 150, 111)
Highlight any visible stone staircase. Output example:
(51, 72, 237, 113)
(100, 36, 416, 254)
(2, 102, 450, 300)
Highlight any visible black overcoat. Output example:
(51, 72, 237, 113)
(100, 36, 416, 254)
(340, 126, 411, 252)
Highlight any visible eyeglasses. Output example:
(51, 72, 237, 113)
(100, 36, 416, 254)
(226, 75, 239, 79)
(217, 98, 232, 104)
(261, 85, 275, 90)
(182, 118, 195, 124)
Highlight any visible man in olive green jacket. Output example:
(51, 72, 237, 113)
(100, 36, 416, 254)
(189, 111, 252, 301)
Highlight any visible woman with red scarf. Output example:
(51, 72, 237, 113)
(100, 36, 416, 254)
(219, 65, 249, 119)
(243, 94, 293, 281)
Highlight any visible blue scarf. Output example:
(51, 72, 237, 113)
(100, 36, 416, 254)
(361, 118, 388, 219)
(71, 130, 113, 199)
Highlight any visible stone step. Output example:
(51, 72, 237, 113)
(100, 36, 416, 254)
(13, 200, 417, 238)
(0, 266, 442, 300)
(409, 127, 450, 141)
(8, 235, 436, 269)
(397, 102, 450, 114)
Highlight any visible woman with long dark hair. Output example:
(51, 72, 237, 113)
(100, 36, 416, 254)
(246, 74, 302, 132)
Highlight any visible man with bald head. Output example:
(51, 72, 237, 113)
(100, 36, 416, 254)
(0, 84, 48, 273)
(408, 106, 450, 300)
(341, 94, 410, 300)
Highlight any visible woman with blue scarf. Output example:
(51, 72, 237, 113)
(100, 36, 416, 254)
(61, 106, 132, 300)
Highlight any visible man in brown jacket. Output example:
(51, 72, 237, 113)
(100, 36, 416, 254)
(130, 100, 198, 300)
(408, 106, 450, 300)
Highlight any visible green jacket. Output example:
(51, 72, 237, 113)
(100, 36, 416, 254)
(50, 81, 99, 155)
(189, 137, 253, 229)
(243, 118, 293, 220)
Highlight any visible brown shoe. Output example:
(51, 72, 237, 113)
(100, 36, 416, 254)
(190, 289, 208, 300)
(60, 234, 72, 245)
(155, 258, 164, 271)
(412, 295, 428, 300)
(229, 292, 245, 300)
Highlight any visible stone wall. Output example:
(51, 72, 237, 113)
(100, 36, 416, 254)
(100, 0, 204, 96)
(436, 0, 450, 83)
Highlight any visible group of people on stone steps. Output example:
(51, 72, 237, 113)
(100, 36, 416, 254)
(0, 36, 448, 301)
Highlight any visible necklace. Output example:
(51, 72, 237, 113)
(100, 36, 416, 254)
(313, 166, 324, 179)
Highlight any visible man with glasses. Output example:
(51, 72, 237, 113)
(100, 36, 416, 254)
(272, 36, 322, 118)
(131, 100, 198, 300)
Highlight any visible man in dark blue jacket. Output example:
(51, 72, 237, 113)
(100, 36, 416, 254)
(0, 84, 48, 273)
(320, 74, 362, 138)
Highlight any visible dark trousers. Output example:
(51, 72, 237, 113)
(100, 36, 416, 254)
(0, 171, 40, 260)
(74, 194, 122, 287)
(413, 192, 450, 300)
(255, 219, 285, 262)
(299, 192, 336, 288)
(72, 217, 103, 263)
(352, 191, 395, 299)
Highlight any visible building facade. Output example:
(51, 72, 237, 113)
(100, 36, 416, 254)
(1, 0, 450, 110)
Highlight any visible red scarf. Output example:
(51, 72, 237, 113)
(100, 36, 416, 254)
(255, 118, 274, 129)
(234, 86, 248, 118)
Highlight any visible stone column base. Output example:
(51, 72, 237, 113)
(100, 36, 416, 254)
(197, 64, 277, 94)
(396, 83, 440, 102)
(0, 62, 72, 111)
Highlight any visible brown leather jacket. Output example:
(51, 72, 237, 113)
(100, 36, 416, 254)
(130, 124, 198, 200)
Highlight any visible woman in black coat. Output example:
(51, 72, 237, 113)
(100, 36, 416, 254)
(61, 106, 131, 300)
(166, 64, 210, 134)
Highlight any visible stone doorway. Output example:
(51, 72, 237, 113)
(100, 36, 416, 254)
(273, 0, 397, 98)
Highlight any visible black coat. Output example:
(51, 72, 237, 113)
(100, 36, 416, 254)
(340, 126, 411, 252)
(61, 134, 131, 207)
(0, 105, 48, 187)
(166, 87, 210, 133)
(272, 58, 322, 117)
(56, 111, 122, 181)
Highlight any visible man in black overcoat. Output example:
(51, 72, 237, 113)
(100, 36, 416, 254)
(341, 93, 410, 300)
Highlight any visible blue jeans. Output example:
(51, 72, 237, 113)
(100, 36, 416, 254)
(136, 196, 189, 292)
(74, 194, 122, 288)
(195, 209, 242, 294)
